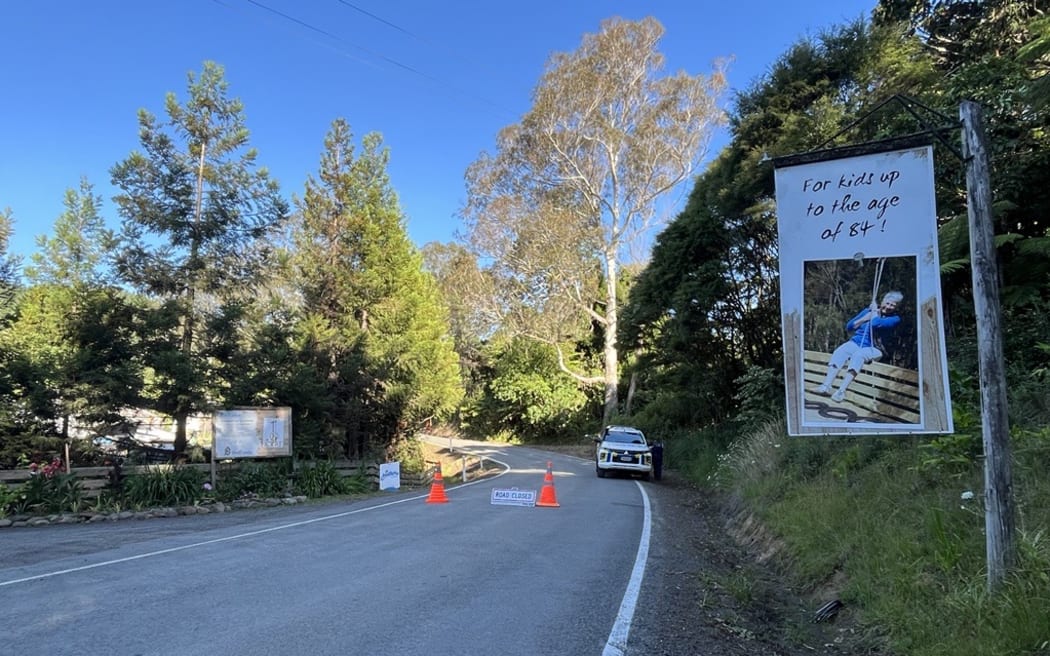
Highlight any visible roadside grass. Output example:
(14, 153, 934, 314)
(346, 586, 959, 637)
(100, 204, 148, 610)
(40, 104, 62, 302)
(671, 418, 1050, 656)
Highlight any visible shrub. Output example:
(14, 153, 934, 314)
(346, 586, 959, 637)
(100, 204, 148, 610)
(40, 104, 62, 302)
(217, 461, 289, 500)
(294, 461, 347, 498)
(387, 438, 426, 475)
(9, 458, 85, 514)
(0, 482, 16, 517)
(341, 470, 371, 494)
(123, 465, 206, 508)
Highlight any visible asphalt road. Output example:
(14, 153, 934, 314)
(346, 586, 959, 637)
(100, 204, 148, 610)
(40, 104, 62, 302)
(1, 439, 657, 656)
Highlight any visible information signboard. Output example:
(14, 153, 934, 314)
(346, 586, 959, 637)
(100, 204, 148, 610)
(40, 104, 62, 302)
(213, 407, 292, 459)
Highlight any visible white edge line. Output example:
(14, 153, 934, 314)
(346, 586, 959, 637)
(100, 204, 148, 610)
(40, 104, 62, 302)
(602, 480, 652, 656)
(0, 454, 512, 588)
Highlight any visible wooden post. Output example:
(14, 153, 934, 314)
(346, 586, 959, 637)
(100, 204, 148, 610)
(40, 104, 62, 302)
(210, 428, 217, 490)
(960, 100, 1016, 591)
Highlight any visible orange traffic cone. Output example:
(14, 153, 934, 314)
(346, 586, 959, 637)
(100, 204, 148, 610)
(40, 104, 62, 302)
(536, 461, 560, 508)
(426, 468, 450, 504)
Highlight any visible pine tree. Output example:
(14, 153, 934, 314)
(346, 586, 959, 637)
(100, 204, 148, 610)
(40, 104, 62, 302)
(292, 119, 462, 457)
(26, 177, 115, 286)
(110, 61, 288, 456)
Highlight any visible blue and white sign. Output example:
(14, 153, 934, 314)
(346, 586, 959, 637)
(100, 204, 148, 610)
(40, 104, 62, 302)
(379, 461, 401, 491)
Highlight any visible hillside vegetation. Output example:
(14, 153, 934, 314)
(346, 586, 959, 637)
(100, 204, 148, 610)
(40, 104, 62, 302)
(663, 418, 1050, 656)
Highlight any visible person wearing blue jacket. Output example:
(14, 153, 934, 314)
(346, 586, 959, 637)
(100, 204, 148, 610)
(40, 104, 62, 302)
(814, 290, 904, 402)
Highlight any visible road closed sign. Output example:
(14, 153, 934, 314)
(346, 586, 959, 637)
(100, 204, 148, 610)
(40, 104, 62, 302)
(490, 487, 537, 507)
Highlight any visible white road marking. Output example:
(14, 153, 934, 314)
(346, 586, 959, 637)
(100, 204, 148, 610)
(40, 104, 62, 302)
(602, 480, 652, 656)
(3, 447, 654, 656)
(0, 458, 510, 588)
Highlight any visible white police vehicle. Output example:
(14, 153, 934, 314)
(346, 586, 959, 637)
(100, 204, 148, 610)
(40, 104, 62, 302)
(593, 425, 653, 481)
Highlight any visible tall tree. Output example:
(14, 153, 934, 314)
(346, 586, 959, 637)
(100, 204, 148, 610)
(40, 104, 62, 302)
(25, 177, 115, 286)
(292, 119, 462, 457)
(462, 17, 728, 422)
(110, 61, 288, 456)
(421, 241, 495, 391)
(620, 18, 942, 426)
(0, 207, 42, 464)
(0, 207, 21, 318)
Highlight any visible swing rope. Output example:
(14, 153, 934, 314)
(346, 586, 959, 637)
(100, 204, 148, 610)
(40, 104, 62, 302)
(863, 258, 886, 350)
(871, 257, 885, 310)
(859, 258, 887, 395)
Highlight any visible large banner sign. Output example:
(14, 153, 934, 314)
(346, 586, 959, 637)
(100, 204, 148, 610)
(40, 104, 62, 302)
(774, 145, 952, 436)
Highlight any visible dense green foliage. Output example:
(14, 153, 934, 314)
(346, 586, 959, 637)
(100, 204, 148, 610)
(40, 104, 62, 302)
(123, 465, 208, 508)
(623, 0, 1049, 435)
(289, 119, 463, 458)
(459, 336, 594, 442)
(620, 2, 1050, 653)
(0, 64, 463, 471)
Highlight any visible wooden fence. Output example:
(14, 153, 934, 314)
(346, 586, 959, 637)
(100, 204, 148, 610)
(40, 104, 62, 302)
(0, 458, 478, 500)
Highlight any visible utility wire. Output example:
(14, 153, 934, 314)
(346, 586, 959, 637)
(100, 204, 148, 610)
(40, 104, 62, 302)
(332, 0, 508, 80)
(211, 0, 378, 69)
(215, 0, 516, 119)
(245, 0, 438, 80)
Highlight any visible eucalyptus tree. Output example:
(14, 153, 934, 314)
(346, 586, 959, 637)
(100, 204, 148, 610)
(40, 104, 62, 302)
(292, 119, 462, 457)
(110, 61, 288, 456)
(461, 17, 728, 422)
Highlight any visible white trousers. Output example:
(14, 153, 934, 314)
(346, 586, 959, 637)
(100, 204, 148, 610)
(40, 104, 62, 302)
(828, 340, 882, 374)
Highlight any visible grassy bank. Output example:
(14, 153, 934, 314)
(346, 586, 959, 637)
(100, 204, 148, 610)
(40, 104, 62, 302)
(671, 418, 1050, 656)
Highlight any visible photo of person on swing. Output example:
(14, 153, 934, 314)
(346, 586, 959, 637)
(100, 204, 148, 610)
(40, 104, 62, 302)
(802, 255, 919, 425)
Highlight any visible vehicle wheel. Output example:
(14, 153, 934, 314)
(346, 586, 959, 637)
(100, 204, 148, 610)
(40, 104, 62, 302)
(644, 471, 653, 482)
(596, 464, 606, 478)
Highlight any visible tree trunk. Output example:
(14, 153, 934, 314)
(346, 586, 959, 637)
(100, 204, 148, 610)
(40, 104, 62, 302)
(603, 253, 620, 423)
(625, 368, 639, 417)
(173, 411, 188, 460)
(174, 302, 194, 459)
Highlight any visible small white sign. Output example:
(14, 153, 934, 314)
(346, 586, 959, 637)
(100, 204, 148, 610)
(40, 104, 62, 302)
(490, 487, 537, 507)
(379, 461, 401, 491)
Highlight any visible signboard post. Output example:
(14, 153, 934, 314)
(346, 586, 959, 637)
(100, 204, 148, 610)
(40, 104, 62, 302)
(961, 100, 1015, 591)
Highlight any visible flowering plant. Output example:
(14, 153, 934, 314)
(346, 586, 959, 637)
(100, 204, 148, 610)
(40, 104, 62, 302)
(16, 457, 82, 514)
(29, 457, 64, 478)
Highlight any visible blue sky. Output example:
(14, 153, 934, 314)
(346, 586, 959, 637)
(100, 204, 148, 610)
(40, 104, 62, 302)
(1, 0, 877, 262)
